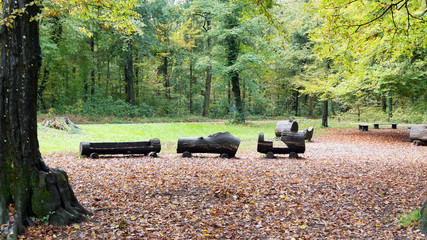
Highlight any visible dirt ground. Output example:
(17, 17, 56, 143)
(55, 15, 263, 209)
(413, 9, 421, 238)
(23, 128, 426, 239)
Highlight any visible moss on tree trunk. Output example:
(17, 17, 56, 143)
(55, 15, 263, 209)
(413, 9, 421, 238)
(0, 1, 89, 239)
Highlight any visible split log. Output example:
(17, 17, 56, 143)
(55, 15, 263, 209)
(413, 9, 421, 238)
(409, 124, 427, 146)
(177, 132, 240, 158)
(275, 120, 299, 137)
(42, 117, 81, 133)
(80, 138, 161, 158)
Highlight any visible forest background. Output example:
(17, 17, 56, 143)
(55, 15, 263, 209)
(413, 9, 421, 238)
(25, 0, 426, 124)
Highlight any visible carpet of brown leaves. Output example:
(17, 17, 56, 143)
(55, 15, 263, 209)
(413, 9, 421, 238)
(24, 128, 426, 239)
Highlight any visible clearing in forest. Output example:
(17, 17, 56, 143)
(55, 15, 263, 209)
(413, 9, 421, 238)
(25, 128, 426, 239)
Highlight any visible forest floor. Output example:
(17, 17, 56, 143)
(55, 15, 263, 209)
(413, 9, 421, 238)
(24, 128, 426, 239)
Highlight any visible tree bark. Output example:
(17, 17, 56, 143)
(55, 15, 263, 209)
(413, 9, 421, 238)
(225, 4, 244, 123)
(90, 35, 95, 96)
(0, 1, 89, 238)
(308, 95, 313, 118)
(189, 59, 194, 113)
(177, 132, 240, 157)
(125, 40, 135, 105)
(322, 100, 328, 127)
(202, 16, 212, 117)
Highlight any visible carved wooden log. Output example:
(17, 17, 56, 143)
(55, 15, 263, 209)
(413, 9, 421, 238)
(257, 132, 305, 156)
(281, 131, 306, 153)
(275, 120, 299, 137)
(80, 138, 161, 158)
(177, 132, 240, 158)
(409, 124, 427, 145)
(299, 127, 314, 141)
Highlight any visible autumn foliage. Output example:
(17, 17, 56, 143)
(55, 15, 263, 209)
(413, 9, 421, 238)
(21, 128, 426, 239)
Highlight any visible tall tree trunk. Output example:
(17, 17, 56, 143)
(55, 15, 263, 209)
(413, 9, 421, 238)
(387, 91, 392, 121)
(308, 95, 314, 118)
(202, 16, 212, 117)
(125, 40, 135, 105)
(189, 59, 194, 113)
(90, 35, 95, 96)
(321, 100, 328, 127)
(135, 53, 139, 100)
(382, 96, 387, 113)
(0, 2, 89, 238)
(160, 56, 170, 100)
(225, 3, 244, 123)
(294, 89, 299, 116)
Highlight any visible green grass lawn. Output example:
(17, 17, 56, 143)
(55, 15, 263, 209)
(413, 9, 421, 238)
(37, 118, 348, 154)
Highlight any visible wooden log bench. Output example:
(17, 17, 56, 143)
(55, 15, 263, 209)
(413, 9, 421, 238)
(299, 127, 314, 142)
(276, 120, 314, 141)
(177, 132, 240, 158)
(359, 125, 369, 131)
(80, 138, 161, 158)
(275, 120, 299, 137)
(257, 132, 305, 159)
(409, 124, 427, 146)
(373, 123, 398, 129)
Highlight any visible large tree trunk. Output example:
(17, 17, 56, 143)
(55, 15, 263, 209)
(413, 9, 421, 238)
(0, 1, 89, 238)
(225, 4, 244, 123)
(322, 100, 328, 128)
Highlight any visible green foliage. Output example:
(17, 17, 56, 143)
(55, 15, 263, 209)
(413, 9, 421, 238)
(30, 211, 56, 226)
(51, 89, 153, 119)
(398, 209, 421, 228)
(32, 0, 425, 122)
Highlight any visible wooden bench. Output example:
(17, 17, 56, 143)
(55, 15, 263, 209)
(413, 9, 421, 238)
(359, 125, 369, 131)
(80, 139, 161, 158)
(373, 123, 397, 129)
(177, 132, 240, 158)
(257, 132, 305, 158)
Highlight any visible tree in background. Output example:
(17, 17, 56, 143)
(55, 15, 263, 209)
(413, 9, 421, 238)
(309, 0, 427, 121)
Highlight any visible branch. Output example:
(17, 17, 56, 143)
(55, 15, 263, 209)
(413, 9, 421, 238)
(352, 0, 405, 32)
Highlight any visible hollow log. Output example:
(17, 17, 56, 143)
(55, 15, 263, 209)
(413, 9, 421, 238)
(42, 117, 81, 133)
(177, 132, 240, 157)
(80, 138, 161, 158)
(275, 120, 299, 137)
(409, 124, 427, 145)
